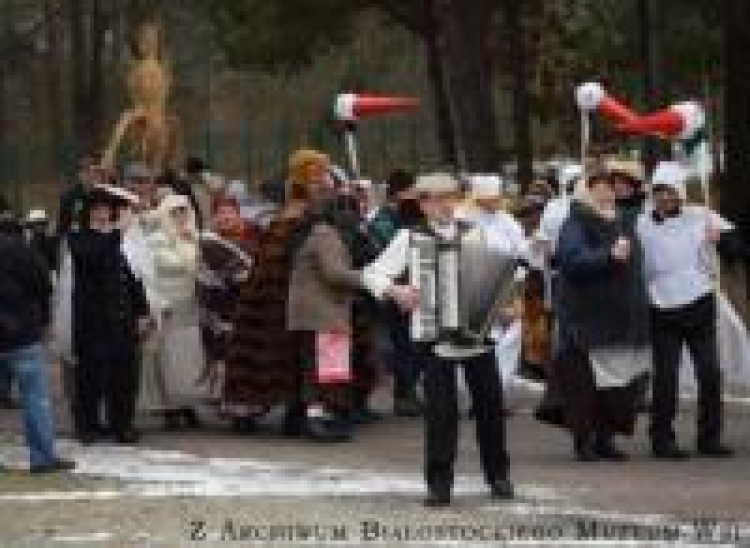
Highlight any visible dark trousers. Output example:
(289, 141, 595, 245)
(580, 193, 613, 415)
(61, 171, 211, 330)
(388, 305, 422, 399)
(649, 294, 722, 448)
(0, 365, 13, 402)
(74, 350, 139, 436)
(422, 349, 509, 492)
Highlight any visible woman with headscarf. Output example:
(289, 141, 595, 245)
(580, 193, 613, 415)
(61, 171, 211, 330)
(545, 171, 651, 462)
(148, 192, 209, 428)
(196, 196, 256, 397)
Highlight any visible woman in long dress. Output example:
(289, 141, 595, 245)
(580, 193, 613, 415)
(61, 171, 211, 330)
(543, 171, 650, 461)
(148, 193, 208, 428)
(220, 153, 315, 434)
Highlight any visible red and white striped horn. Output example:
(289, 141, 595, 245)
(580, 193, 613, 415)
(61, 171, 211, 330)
(334, 93, 420, 123)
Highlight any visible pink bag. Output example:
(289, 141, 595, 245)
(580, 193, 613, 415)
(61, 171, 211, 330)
(315, 331, 352, 384)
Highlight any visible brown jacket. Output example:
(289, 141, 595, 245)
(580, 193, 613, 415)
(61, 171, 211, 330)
(287, 223, 363, 332)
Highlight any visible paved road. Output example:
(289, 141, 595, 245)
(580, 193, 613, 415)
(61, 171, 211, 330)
(0, 366, 748, 546)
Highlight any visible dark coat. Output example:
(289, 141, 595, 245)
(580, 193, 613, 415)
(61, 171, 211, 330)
(556, 201, 650, 352)
(0, 229, 52, 352)
(57, 183, 89, 237)
(69, 230, 150, 362)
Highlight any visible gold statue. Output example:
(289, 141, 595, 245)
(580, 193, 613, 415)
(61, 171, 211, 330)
(102, 22, 181, 172)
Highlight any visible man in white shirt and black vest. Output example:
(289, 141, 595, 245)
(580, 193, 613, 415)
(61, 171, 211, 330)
(637, 161, 740, 460)
(362, 173, 516, 507)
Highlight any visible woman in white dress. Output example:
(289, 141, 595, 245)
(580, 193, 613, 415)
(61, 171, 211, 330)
(148, 193, 209, 428)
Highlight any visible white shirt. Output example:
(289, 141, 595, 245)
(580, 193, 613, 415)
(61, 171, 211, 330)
(361, 221, 464, 299)
(636, 205, 732, 309)
(534, 195, 571, 253)
(468, 209, 530, 261)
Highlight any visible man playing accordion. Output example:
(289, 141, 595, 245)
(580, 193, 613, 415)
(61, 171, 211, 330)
(361, 173, 521, 507)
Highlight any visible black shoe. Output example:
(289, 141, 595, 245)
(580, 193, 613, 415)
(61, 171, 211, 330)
(182, 409, 201, 429)
(304, 416, 352, 443)
(30, 458, 76, 474)
(489, 478, 515, 500)
(75, 430, 101, 445)
(163, 411, 182, 430)
(574, 435, 598, 462)
(696, 444, 734, 458)
(394, 395, 422, 418)
(424, 488, 451, 507)
(652, 444, 690, 460)
(232, 416, 258, 434)
(281, 408, 304, 437)
(349, 407, 384, 426)
(0, 395, 18, 409)
(594, 436, 628, 462)
(115, 429, 141, 445)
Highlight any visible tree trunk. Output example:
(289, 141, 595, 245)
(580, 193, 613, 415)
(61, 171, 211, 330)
(87, 0, 107, 154)
(431, 0, 502, 172)
(504, 0, 534, 192)
(422, 0, 458, 167)
(0, 0, 11, 198)
(0, 52, 7, 195)
(68, 0, 89, 158)
(43, 0, 65, 185)
(721, 0, 750, 320)
(638, 0, 667, 174)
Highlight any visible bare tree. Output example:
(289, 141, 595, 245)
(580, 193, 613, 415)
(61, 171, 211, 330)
(431, 0, 502, 172)
(42, 0, 64, 183)
(721, 0, 750, 315)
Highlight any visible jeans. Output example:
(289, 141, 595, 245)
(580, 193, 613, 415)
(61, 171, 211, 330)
(0, 343, 59, 467)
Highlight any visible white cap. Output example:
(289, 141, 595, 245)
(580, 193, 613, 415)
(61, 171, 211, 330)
(469, 174, 503, 198)
(558, 163, 584, 193)
(25, 208, 48, 223)
(651, 161, 689, 200)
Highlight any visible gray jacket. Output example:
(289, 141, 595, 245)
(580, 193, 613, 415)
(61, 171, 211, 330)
(287, 223, 363, 332)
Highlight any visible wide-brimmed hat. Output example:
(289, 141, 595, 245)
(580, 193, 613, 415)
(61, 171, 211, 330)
(412, 172, 460, 196)
(605, 158, 645, 185)
(88, 184, 140, 207)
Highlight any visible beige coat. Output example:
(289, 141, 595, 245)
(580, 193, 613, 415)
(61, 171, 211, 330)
(287, 223, 363, 333)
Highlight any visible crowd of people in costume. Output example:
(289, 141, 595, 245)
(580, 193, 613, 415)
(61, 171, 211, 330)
(0, 144, 747, 507)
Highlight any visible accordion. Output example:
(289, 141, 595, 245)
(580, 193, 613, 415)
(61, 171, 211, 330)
(409, 226, 519, 347)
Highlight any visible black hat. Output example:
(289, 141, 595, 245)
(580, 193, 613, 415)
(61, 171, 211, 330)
(386, 169, 416, 198)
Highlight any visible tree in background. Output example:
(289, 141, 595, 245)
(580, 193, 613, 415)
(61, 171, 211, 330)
(721, 0, 750, 314)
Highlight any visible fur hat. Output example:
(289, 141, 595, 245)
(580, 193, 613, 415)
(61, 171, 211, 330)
(287, 148, 331, 187)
